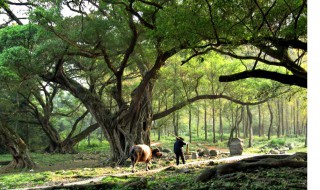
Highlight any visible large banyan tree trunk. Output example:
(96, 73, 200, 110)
(100, 84, 153, 164)
(0, 118, 36, 170)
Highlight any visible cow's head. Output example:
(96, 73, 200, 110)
(152, 148, 162, 158)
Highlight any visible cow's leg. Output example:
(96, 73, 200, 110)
(146, 162, 150, 171)
(132, 162, 136, 173)
(131, 157, 136, 173)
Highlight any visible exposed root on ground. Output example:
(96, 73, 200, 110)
(196, 152, 307, 182)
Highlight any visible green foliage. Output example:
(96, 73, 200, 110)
(76, 139, 110, 153)
(0, 24, 39, 81)
(0, 24, 38, 51)
(268, 138, 286, 148)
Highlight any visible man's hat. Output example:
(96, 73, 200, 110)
(176, 136, 184, 141)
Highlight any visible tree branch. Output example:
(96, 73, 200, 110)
(219, 69, 307, 88)
(0, 1, 23, 25)
(65, 110, 89, 140)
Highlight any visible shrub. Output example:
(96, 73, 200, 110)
(268, 139, 286, 148)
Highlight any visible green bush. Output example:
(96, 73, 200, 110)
(268, 139, 286, 148)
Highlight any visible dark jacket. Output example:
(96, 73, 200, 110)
(174, 139, 186, 153)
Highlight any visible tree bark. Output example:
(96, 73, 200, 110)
(228, 106, 243, 146)
(247, 105, 253, 147)
(204, 102, 207, 141)
(188, 107, 192, 143)
(277, 100, 281, 138)
(42, 61, 156, 164)
(296, 99, 300, 137)
(0, 118, 36, 170)
(305, 123, 307, 147)
(197, 106, 200, 138)
(292, 104, 296, 136)
(281, 99, 285, 136)
(212, 102, 216, 143)
(219, 99, 223, 142)
(258, 104, 262, 137)
(219, 69, 307, 88)
(285, 102, 289, 136)
(267, 101, 273, 140)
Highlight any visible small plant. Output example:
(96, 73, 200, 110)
(268, 139, 286, 148)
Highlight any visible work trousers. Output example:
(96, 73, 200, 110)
(175, 151, 185, 165)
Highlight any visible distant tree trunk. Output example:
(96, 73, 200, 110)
(189, 107, 192, 143)
(204, 102, 208, 141)
(176, 111, 180, 136)
(87, 134, 91, 146)
(277, 100, 281, 138)
(281, 99, 285, 136)
(173, 63, 178, 136)
(258, 104, 261, 137)
(267, 101, 273, 140)
(261, 109, 265, 137)
(230, 105, 234, 136)
(0, 118, 35, 170)
(197, 106, 200, 138)
(219, 99, 223, 142)
(173, 92, 178, 136)
(157, 100, 162, 141)
(247, 105, 253, 147)
(100, 128, 103, 144)
(228, 106, 243, 146)
(292, 104, 295, 136)
(212, 104, 216, 143)
(285, 103, 289, 136)
(305, 122, 307, 147)
(157, 126, 161, 141)
(296, 100, 300, 137)
(242, 108, 247, 139)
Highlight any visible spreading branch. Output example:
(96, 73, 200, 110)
(219, 69, 307, 88)
(0, 1, 23, 25)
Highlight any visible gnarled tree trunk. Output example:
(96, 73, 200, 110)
(0, 118, 35, 170)
(100, 84, 153, 164)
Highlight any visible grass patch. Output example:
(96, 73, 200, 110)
(0, 154, 11, 162)
(0, 172, 48, 189)
(76, 139, 110, 153)
(243, 136, 307, 154)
